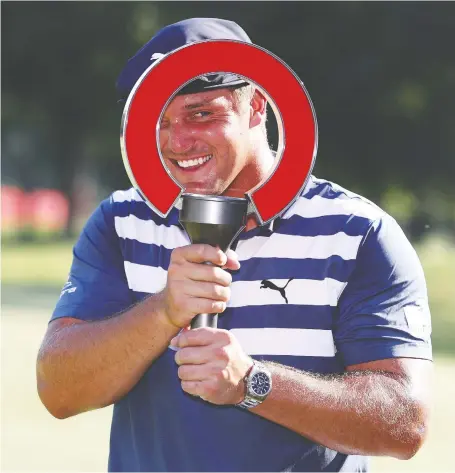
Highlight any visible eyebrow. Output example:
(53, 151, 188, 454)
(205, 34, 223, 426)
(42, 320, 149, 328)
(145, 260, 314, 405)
(184, 98, 216, 110)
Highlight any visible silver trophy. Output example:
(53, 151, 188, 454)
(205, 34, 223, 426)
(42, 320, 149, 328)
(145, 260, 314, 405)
(120, 41, 318, 330)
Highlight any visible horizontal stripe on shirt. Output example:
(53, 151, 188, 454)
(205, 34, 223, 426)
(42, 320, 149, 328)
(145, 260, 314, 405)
(228, 278, 346, 307)
(229, 327, 336, 357)
(115, 215, 189, 248)
(285, 194, 383, 221)
(120, 241, 356, 282)
(112, 188, 144, 203)
(123, 261, 346, 307)
(115, 215, 365, 261)
(235, 232, 363, 260)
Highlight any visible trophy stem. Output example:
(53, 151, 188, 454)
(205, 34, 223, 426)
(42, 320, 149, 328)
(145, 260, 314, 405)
(179, 194, 248, 329)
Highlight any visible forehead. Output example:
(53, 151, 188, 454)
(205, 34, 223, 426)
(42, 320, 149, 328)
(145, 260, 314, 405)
(164, 88, 236, 113)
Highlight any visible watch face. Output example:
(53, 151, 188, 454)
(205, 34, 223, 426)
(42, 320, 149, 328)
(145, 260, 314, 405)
(251, 371, 271, 396)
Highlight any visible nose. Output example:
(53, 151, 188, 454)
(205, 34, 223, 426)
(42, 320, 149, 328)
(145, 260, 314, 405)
(160, 123, 195, 155)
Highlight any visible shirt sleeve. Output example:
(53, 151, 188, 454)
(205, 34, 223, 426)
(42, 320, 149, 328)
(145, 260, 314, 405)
(51, 195, 133, 322)
(334, 213, 433, 367)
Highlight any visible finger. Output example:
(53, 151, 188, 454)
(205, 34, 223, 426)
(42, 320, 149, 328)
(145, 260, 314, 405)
(172, 327, 220, 350)
(177, 362, 218, 381)
(223, 249, 241, 271)
(182, 279, 231, 302)
(183, 263, 232, 286)
(173, 244, 227, 266)
(181, 380, 204, 398)
(174, 345, 218, 366)
(183, 297, 227, 319)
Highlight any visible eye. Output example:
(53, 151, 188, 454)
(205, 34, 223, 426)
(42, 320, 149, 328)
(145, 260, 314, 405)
(192, 111, 212, 119)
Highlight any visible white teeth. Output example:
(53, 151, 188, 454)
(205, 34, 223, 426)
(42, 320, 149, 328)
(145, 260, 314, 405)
(177, 154, 212, 168)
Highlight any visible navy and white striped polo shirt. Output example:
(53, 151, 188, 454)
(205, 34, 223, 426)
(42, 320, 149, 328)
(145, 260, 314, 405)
(52, 175, 432, 472)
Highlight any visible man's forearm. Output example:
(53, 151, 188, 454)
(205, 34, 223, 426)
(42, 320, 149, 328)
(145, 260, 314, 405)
(37, 292, 180, 418)
(252, 362, 426, 460)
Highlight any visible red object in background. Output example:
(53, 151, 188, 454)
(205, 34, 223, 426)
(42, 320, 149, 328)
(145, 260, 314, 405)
(1, 186, 27, 233)
(1, 186, 70, 234)
(27, 189, 70, 232)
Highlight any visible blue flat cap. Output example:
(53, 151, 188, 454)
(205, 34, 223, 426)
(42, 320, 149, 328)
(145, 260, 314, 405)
(116, 18, 252, 102)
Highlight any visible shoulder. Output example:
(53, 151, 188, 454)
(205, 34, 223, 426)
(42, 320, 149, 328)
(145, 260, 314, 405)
(279, 175, 404, 262)
(82, 188, 148, 232)
(110, 188, 146, 205)
(104, 187, 178, 225)
(108, 187, 147, 216)
(105, 187, 186, 249)
(82, 187, 179, 243)
(291, 175, 386, 224)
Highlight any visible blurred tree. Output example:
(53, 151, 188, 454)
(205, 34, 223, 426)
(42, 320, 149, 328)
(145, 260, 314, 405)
(2, 2, 455, 239)
(2, 1, 156, 234)
(155, 2, 455, 239)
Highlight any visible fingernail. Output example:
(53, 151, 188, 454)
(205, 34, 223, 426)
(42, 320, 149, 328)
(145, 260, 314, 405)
(170, 336, 178, 347)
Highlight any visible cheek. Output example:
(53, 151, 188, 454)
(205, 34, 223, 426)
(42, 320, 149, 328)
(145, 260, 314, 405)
(203, 124, 239, 154)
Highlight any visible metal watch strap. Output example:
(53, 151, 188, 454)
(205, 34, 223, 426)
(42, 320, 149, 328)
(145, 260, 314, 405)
(237, 396, 262, 409)
(236, 361, 271, 410)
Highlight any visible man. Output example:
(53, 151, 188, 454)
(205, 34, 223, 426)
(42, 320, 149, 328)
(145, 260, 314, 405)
(37, 18, 433, 472)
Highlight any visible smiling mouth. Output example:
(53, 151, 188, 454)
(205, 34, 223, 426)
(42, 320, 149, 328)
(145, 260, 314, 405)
(172, 154, 213, 171)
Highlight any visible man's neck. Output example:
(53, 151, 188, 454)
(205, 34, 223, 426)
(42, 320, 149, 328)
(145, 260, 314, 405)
(223, 147, 276, 199)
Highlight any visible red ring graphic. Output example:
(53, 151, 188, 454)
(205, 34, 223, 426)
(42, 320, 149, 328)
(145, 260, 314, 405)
(121, 40, 317, 224)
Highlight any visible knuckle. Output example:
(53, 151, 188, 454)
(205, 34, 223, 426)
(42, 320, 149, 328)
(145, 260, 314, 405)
(216, 370, 228, 382)
(208, 266, 219, 280)
(216, 328, 233, 345)
(223, 269, 233, 285)
(197, 327, 212, 338)
(222, 329, 234, 343)
(210, 284, 221, 299)
(166, 265, 175, 279)
(174, 351, 181, 365)
(167, 263, 181, 280)
(170, 247, 183, 262)
(213, 267, 231, 285)
(220, 369, 230, 381)
(221, 286, 231, 302)
(198, 299, 211, 313)
(215, 248, 227, 265)
(196, 244, 208, 260)
(215, 346, 229, 362)
(177, 365, 188, 379)
(211, 284, 229, 302)
(211, 300, 226, 313)
(206, 378, 219, 394)
(202, 300, 215, 314)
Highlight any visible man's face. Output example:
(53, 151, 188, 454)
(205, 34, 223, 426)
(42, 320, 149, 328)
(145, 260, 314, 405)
(159, 87, 255, 197)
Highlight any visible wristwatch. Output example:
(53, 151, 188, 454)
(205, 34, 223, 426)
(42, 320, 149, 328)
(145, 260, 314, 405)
(236, 360, 273, 409)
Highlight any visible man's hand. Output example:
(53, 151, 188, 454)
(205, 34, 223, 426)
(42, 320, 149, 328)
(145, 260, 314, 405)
(171, 328, 254, 405)
(162, 245, 240, 329)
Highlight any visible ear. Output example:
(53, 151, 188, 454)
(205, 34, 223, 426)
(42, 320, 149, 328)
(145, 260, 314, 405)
(249, 89, 267, 129)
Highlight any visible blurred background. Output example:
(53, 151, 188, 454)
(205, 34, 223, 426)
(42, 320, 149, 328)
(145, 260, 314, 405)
(1, 2, 454, 471)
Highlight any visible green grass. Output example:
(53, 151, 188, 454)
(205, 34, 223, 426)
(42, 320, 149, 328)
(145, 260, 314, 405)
(1, 240, 75, 286)
(2, 233, 454, 355)
(1, 306, 454, 472)
(1, 236, 454, 472)
(414, 234, 455, 356)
